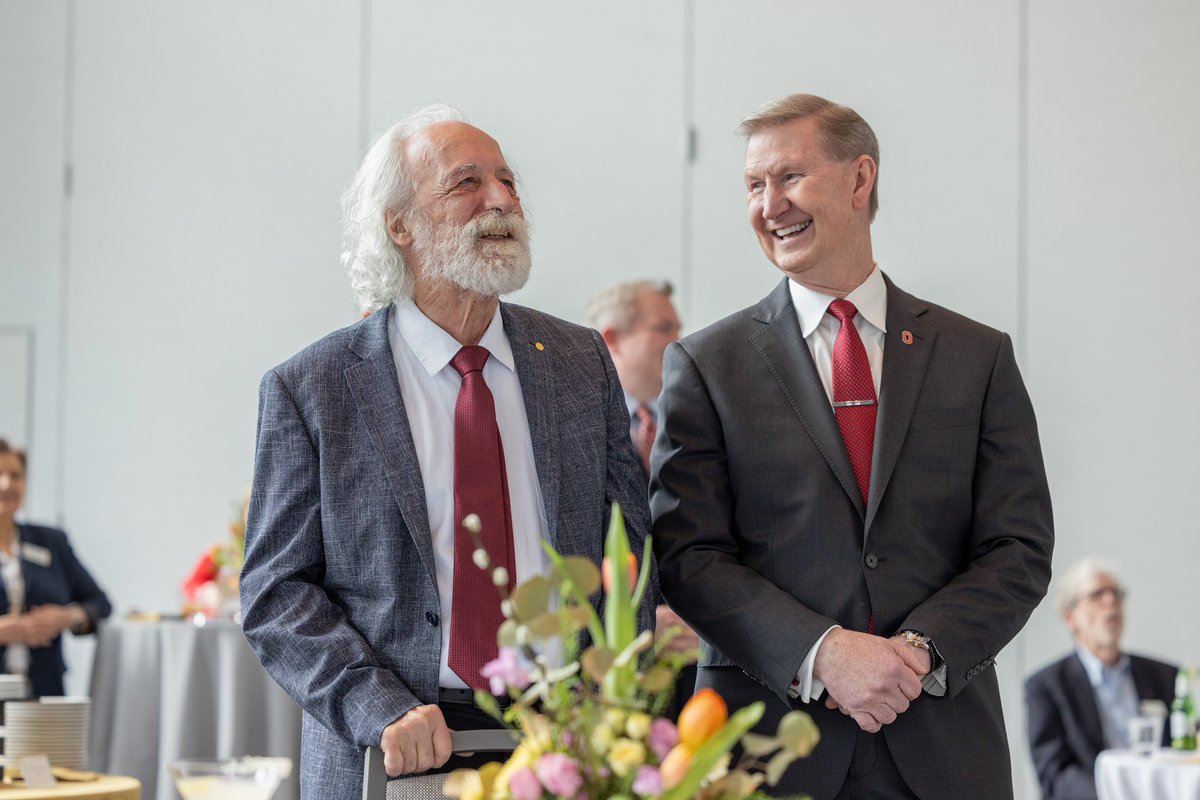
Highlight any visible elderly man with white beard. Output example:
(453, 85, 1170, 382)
(240, 106, 655, 800)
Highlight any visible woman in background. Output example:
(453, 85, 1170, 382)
(0, 438, 111, 696)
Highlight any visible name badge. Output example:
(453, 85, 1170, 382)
(21, 542, 52, 567)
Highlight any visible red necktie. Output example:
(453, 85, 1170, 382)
(448, 345, 516, 690)
(633, 404, 656, 474)
(827, 300, 877, 635)
(827, 300, 877, 505)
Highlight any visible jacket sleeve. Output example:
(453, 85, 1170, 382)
(240, 368, 419, 748)
(1026, 671, 1097, 800)
(56, 531, 112, 630)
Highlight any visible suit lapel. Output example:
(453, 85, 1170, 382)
(343, 307, 438, 586)
(865, 276, 936, 532)
(750, 279, 863, 515)
(1065, 654, 1108, 755)
(501, 303, 562, 543)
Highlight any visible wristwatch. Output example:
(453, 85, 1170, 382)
(899, 630, 941, 670)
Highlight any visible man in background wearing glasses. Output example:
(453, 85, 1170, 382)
(1026, 558, 1178, 800)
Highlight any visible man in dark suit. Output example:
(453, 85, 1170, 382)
(651, 93, 1055, 799)
(585, 280, 697, 716)
(1026, 559, 1176, 799)
(240, 106, 654, 800)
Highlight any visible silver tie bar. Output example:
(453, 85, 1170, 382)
(832, 399, 877, 408)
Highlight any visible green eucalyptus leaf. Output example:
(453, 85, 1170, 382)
(496, 619, 519, 648)
(640, 665, 674, 693)
(510, 576, 552, 620)
(765, 750, 795, 787)
(473, 690, 503, 722)
(778, 710, 821, 757)
(738, 731, 781, 757)
(528, 611, 561, 638)
(581, 646, 615, 682)
(561, 556, 601, 596)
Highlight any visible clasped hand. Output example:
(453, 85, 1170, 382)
(0, 605, 77, 648)
(813, 629, 930, 733)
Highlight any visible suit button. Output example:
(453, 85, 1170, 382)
(864, 553, 879, 569)
(426, 611, 439, 627)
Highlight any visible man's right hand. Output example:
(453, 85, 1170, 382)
(380, 704, 453, 776)
(813, 628, 923, 733)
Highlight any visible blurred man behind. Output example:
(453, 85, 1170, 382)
(586, 280, 696, 716)
(1026, 559, 1177, 800)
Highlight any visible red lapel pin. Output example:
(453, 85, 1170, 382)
(901, 331, 914, 345)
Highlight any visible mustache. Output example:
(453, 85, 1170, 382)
(466, 210, 529, 243)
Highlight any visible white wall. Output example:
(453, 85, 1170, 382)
(2, 2, 1199, 796)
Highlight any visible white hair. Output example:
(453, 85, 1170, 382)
(1058, 557, 1123, 613)
(340, 104, 467, 311)
(584, 280, 674, 333)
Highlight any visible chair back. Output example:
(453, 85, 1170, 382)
(362, 730, 519, 800)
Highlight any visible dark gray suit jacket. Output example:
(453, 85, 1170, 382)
(1026, 652, 1177, 800)
(651, 275, 1054, 800)
(241, 303, 654, 800)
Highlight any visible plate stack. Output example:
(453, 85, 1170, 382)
(2, 697, 91, 769)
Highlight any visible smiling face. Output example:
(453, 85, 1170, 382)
(0, 452, 26, 523)
(744, 116, 876, 294)
(391, 122, 531, 297)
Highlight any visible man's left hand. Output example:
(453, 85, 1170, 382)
(655, 605, 700, 653)
(888, 635, 931, 676)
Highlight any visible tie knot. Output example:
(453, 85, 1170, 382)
(827, 299, 859, 324)
(451, 345, 490, 377)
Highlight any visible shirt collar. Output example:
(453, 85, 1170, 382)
(788, 263, 888, 338)
(391, 297, 516, 377)
(1075, 645, 1130, 687)
(624, 391, 658, 420)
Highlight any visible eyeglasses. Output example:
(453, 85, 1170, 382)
(1076, 586, 1126, 605)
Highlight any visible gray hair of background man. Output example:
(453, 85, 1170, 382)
(738, 93, 881, 222)
(584, 280, 674, 333)
(1057, 557, 1124, 614)
(341, 104, 467, 312)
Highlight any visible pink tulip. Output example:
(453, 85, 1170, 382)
(535, 753, 583, 799)
(647, 718, 678, 761)
(508, 767, 542, 800)
(632, 766, 663, 797)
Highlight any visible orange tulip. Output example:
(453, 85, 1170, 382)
(658, 743, 693, 789)
(601, 552, 638, 594)
(676, 688, 728, 750)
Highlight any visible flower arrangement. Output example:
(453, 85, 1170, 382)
(182, 493, 248, 620)
(444, 503, 818, 800)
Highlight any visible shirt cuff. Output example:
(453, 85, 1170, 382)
(922, 660, 947, 696)
(787, 625, 840, 703)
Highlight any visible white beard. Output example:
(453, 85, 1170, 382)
(410, 210, 532, 297)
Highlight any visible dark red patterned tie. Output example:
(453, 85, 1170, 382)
(448, 345, 516, 690)
(827, 300, 877, 505)
(827, 300, 877, 634)
(633, 404, 656, 474)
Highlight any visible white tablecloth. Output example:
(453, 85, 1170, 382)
(1096, 748, 1200, 800)
(87, 619, 301, 800)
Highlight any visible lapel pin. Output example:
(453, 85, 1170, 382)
(535, 342, 545, 351)
(901, 331, 914, 345)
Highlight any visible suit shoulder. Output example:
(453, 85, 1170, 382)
(1025, 653, 1078, 689)
(897, 286, 1009, 348)
(502, 302, 599, 343)
(674, 303, 762, 359)
(1129, 653, 1180, 677)
(18, 524, 70, 548)
(265, 317, 372, 386)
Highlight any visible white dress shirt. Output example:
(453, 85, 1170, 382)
(388, 298, 551, 690)
(1076, 646, 1140, 748)
(784, 266, 948, 702)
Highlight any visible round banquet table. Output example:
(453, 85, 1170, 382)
(1096, 748, 1200, 799)
(87, 619, 300, 800)
(0, 774, 140, 799)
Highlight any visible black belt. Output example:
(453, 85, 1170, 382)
(438, 687, 511, 709)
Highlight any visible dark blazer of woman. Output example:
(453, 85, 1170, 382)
(0, 523, 112, 696)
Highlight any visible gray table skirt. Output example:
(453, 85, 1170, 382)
(88, 618, 301, 800)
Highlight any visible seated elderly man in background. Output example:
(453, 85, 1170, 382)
(1026, 558, 1177, 800)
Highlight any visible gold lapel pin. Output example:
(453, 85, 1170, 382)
(901, 331, 914, 345)
(535, 342, 545, 351)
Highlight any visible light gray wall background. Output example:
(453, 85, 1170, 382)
(2, 1, 1198, 796)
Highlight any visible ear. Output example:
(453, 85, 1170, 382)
(850, 155, 877, 212)
(600, 327, 622, 351)
(386, 210, 413, 248)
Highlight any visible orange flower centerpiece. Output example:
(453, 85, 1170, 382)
(182, 494, 248, 620)
(444, 503, 818, 800)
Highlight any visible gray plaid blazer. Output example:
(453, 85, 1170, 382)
(241, 303, 654, 800)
